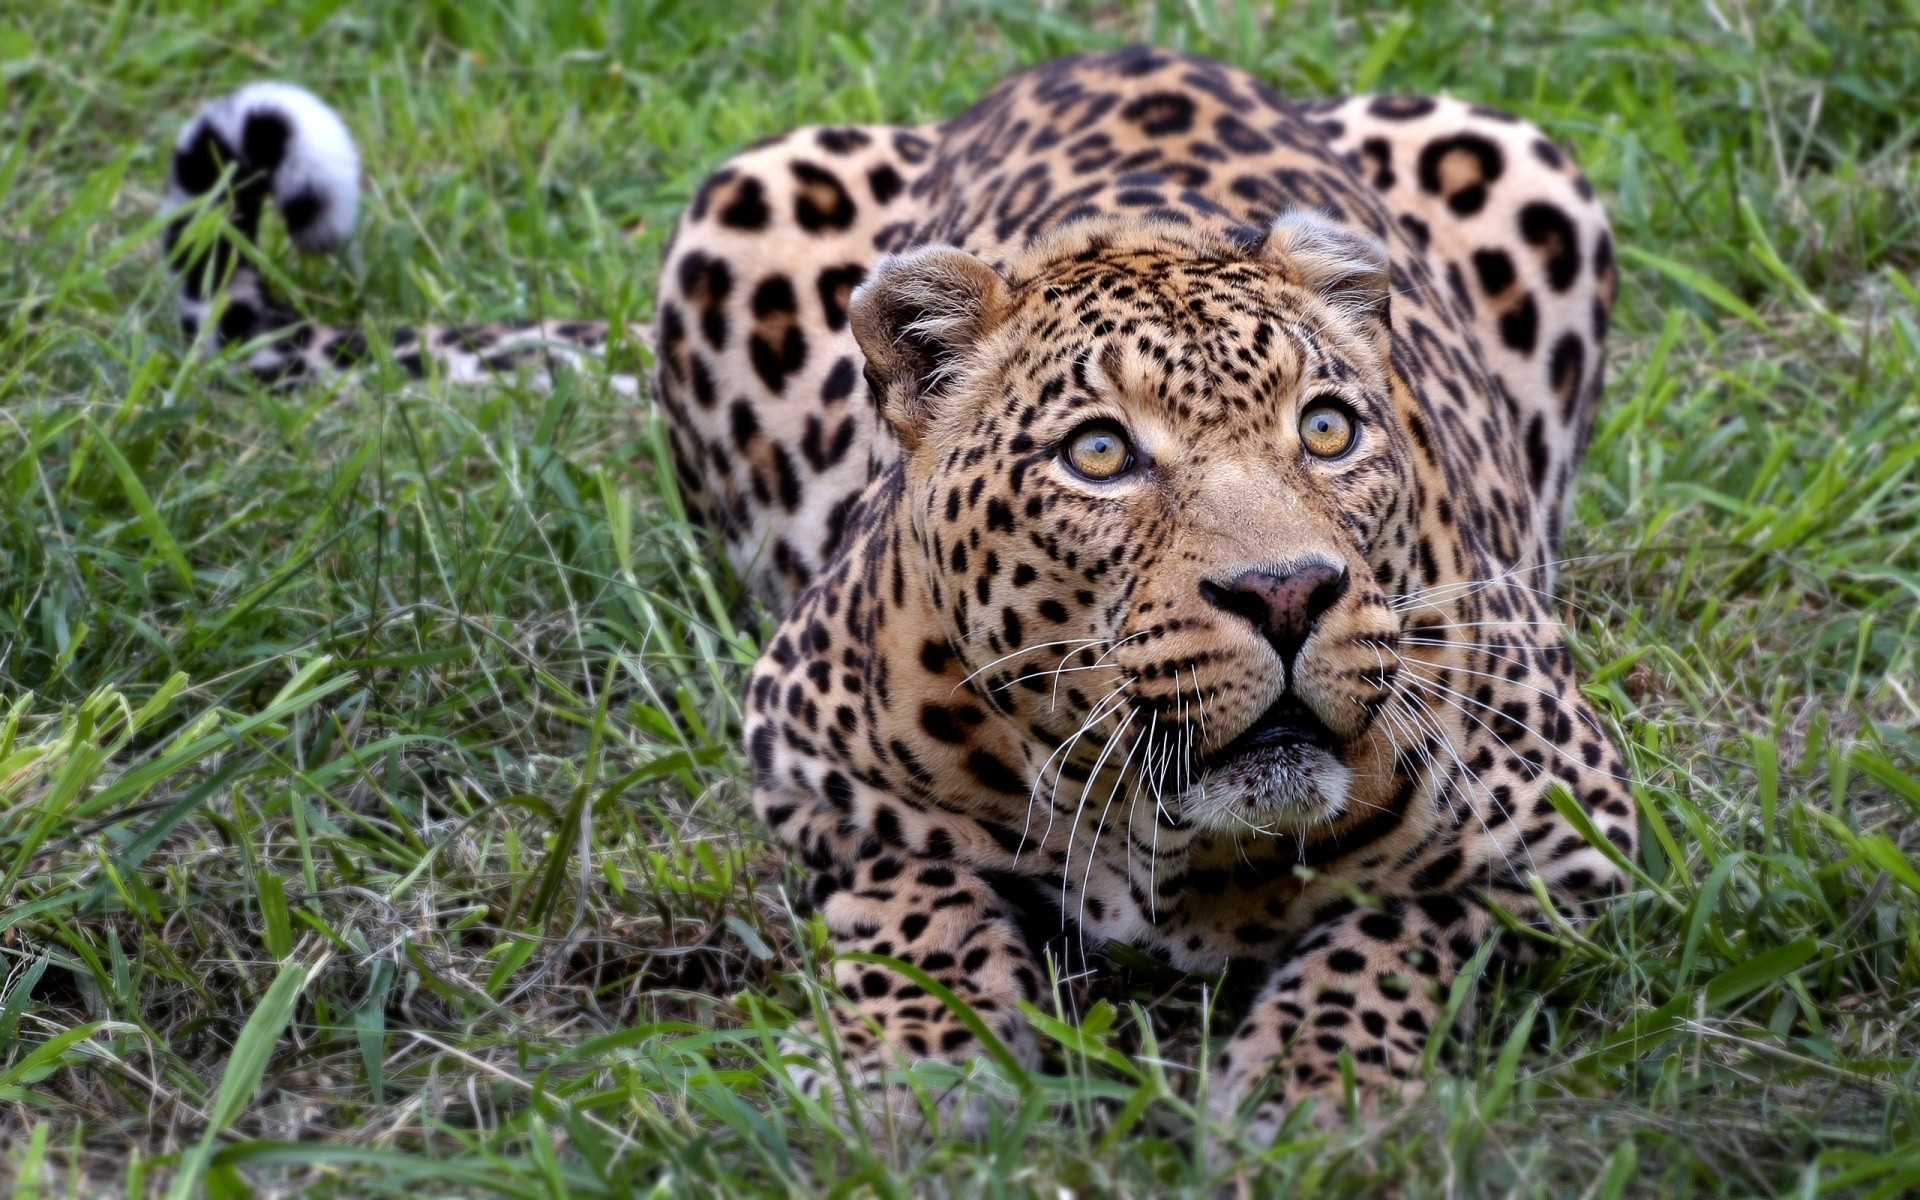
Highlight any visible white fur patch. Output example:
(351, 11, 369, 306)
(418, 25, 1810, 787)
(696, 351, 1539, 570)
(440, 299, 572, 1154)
(1175, 744, 1353, 835)
(165, 81, 360, 250)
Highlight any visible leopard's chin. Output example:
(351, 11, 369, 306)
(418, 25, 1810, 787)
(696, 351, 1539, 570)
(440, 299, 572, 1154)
(1176, 743, 1352, 835)
(1177, 694, 1352, 834)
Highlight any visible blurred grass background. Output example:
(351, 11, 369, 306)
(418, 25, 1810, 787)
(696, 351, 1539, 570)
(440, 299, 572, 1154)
(2, 0, 1919, 1194)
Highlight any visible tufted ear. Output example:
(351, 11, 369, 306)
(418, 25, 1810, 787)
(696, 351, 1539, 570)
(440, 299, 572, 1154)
(1261, 210, 1391, 325)
(850, 246, 1014, 446)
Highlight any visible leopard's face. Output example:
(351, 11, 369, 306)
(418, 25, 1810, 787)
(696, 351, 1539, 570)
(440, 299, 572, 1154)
(860, 217, 1415, 835)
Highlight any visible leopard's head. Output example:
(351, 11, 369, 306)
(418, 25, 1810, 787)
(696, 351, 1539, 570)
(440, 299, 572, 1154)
(852, 214, 1415, 835)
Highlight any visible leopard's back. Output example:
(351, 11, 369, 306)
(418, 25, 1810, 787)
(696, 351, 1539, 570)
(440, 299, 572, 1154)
(655, 47, 1614, 605)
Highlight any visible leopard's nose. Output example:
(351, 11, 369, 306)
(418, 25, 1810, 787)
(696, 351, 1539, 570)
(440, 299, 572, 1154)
(1200, 562, 1348, 662)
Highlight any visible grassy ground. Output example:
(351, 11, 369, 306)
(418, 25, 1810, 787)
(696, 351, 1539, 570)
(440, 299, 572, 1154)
(4, 0, 1919, 1194)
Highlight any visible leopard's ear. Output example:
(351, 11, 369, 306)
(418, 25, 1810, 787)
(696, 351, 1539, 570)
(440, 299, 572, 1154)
(1261, 210, 1391, 325)
(850, 246, 1013, 446)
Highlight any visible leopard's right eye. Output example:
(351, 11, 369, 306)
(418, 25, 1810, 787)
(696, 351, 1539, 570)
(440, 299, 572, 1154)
(1299, 399, 1358, 458)
(1061, 421, 1135, 482)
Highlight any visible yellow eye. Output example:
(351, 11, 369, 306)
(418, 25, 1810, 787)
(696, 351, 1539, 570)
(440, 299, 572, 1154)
(1062, 421, 1134, 481)
(1299, 400, 1357, 458)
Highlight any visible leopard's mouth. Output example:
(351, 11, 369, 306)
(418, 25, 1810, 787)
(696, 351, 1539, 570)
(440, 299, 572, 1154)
(1178, 692, 1353, 833)
(1201, 693, 1339, 769)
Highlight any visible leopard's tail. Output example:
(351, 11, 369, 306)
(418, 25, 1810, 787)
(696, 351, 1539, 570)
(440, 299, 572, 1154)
(162, 82, 358, 378)
(163, 82, 643, 393)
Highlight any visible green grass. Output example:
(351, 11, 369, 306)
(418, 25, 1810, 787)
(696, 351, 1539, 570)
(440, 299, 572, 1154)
(3, 0, 1919, 1194)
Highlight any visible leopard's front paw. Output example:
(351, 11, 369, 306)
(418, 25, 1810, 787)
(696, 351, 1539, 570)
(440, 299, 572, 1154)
(780, 1010, 1019, 1137)
(1209, 1005, 1427, 1143)
(1214, 1058, 1416, 1145)
(1211, 1050, 1342, 1144)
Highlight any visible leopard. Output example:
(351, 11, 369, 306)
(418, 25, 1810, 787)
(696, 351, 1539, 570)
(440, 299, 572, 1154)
(166, 46, 1634, 1141)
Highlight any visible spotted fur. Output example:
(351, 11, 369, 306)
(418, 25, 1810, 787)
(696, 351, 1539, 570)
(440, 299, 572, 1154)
(658, 47, 1631, 1136)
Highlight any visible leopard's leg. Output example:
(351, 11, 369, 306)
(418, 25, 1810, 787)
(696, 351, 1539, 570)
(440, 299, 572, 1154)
(1309, 96, 1617, 572)
(785, 848, 1044, 1134)
(1210, 893, 1523, 1141)
(653, 123, 941, 608)
(1212, 677, 1636, 1140)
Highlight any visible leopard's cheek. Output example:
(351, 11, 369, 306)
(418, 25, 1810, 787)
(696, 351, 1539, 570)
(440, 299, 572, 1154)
(1289, 584, 1404, 742)
(958, 515, 1146, 737)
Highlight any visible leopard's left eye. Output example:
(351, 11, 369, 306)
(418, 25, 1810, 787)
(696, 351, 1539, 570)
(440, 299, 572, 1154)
(1299, 399, 1357, 458)
(1061, 420, 1135, 482)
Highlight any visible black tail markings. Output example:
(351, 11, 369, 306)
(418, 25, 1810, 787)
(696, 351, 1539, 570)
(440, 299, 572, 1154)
(162, 82, 644, 391)
(163, 82, 360, 375)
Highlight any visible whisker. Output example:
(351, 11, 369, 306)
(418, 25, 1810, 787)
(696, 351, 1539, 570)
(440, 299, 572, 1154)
(1394, 619, 1577, 633)
(1061, 707, 1137, 915)
(1395, 573, 1606, 624)
(1396, 653, 1590, 715)
(1364, 638, 1536, 882)
(1400, 670, 1638, 791)
(1398, 636, 1545, 657)
(1091, 628, 1153, 668)
(1080, 709, 1153, 936)
(1381, 688, 1536, 883)
(1024, 680, 1133, 860)
(955, 636, 1111, 692)
(1391, 553, 1609, 607)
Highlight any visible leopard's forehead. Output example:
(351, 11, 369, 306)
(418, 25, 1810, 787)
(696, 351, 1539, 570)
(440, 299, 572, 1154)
(964, 236, 1384, 437)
